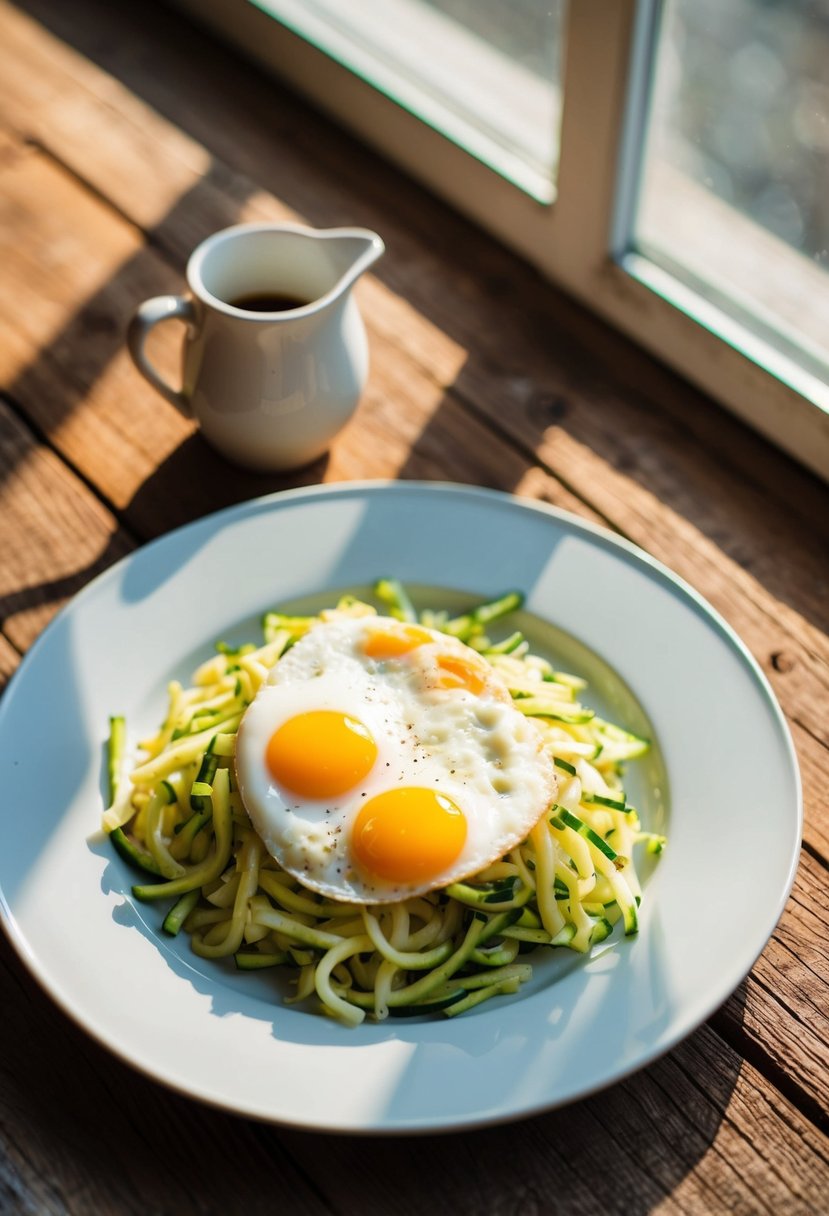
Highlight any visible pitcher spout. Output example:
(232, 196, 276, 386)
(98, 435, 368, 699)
(319, 228, 385, 299)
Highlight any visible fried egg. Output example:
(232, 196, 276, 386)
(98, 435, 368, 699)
(234, 614, 557, 903)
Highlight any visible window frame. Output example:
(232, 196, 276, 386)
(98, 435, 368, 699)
(174, 0, 829, 482)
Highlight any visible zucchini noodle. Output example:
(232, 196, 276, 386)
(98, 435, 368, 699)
(103, 582, 665, 1024)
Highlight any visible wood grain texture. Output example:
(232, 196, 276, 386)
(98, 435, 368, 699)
(0, 635, 19, 695)
(0, 398, 133, 650)
(0, 0, 827, 1212)
(0, 139, 195, 507)
(713, 847, 829, 1127)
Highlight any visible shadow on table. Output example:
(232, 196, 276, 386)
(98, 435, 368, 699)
(124, 432, 331, 539)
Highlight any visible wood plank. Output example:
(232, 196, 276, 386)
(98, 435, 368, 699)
(0, 1, 260, 238)
(0, 634, 20, 694)
(713, 846, 829, 1126)
(660, 1028, 829, 1214)
(0, 1, 336, 243)
(0, 138, 196, 508)
(0, 398, 133, 650)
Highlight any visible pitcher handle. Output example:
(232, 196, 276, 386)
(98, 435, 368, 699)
(127, 295, 196, 411)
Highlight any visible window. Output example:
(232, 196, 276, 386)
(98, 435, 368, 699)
(630, 0, 829, 423)
(176, 0, 829, 480)
(247, 0, 567, 202)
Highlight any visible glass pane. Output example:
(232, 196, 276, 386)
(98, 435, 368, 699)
(258, 0, 567, 201)
(636, 0, 829, 384)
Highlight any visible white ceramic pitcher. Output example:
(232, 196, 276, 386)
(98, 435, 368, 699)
(127, 222, 384, 471)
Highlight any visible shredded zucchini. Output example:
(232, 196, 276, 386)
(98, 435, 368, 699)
(103, 581, 661, 1023)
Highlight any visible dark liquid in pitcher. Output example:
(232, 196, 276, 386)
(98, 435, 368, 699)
(229, 291, 309, 312)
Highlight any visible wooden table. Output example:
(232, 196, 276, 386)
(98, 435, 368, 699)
(1, 1, 827, 1210)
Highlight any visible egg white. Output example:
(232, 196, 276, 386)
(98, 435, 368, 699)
(234, 614, 557, 902)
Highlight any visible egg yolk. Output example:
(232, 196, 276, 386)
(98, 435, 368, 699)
(363, 624, 432, 659)
(266, 710, 377, 799)
(435, 653, 487, 695)
(351, 787, 467, 884)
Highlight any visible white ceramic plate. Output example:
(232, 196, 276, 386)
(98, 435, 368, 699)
(0, 483, 801, 1133)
